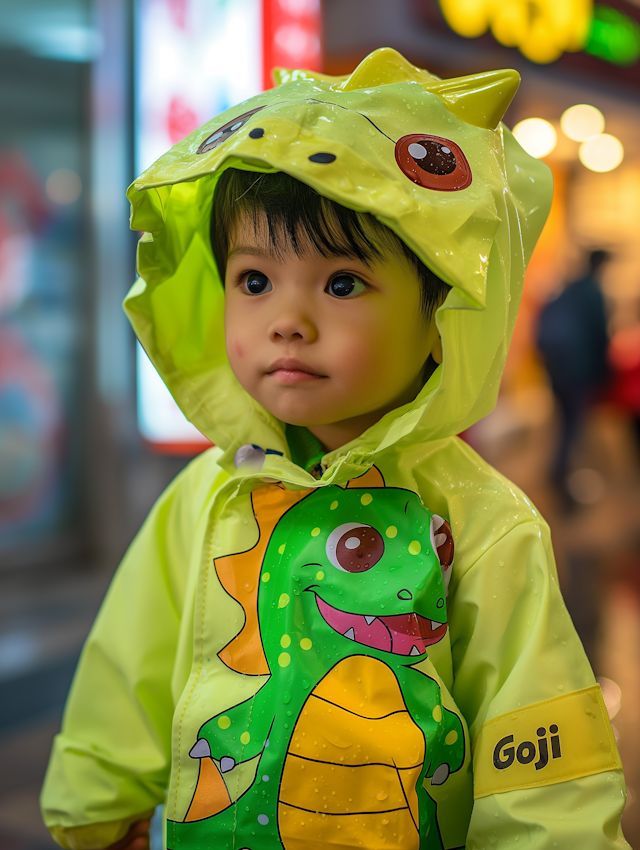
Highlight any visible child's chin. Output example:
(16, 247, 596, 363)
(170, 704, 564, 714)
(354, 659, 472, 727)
(269, 405, 336, 429)
(260, 391, 366, 429)
(258, 395, 322, 425)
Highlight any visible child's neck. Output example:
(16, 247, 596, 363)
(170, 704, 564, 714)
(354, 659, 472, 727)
(306, 412, 385, 452)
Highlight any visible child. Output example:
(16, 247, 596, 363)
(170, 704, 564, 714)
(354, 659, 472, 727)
(41, 48, 629, 850)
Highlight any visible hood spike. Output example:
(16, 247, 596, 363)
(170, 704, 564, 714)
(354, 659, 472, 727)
(430, 70, 521, 130)
(338, 47, 439, 91)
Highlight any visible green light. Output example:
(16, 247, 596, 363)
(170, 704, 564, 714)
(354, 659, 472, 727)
(585, 5, 640, 66)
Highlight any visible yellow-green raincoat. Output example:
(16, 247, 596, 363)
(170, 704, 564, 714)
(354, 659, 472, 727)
(41, 49, 628, 850)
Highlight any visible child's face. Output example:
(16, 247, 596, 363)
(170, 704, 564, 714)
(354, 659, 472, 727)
(224, 215, 442, 450)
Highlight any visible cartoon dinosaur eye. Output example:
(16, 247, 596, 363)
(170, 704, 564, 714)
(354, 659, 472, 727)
(326, 523, 385, 573)
(395, 134, 472, 191)
(197, 107, 266, 154)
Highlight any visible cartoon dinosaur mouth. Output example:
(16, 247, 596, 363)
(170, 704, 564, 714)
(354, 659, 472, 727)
(315, 594, 447, 656)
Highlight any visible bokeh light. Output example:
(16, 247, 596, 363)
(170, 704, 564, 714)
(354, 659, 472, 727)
(561, 103, 605, 141)
(512, 118, 557, 159)
(45, 168, 82, 204)
(579, 133, 624, 172)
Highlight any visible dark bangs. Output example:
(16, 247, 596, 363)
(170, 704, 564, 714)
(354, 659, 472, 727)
(210, 168, 450, 316)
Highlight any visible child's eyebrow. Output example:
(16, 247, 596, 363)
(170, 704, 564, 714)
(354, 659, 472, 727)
(227, 245, 278, 260)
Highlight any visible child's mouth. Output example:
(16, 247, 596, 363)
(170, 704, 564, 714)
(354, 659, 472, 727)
(266, 358, 326, 384)
(314, 593, 447, 656)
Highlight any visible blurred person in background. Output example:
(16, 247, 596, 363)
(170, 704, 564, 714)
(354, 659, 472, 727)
(537, 249, 611, 509)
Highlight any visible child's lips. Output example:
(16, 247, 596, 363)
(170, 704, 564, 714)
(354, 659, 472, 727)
(271, 369, 324, 384)
(266, 358, 326, 384)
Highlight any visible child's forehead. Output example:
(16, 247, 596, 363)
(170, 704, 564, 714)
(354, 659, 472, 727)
(227, 206, 406, 269)
(228, 215, 342, 263)
(226, 234, 412, 280)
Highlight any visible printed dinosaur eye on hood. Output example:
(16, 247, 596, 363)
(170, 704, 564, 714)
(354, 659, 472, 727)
(124, 47, 553, 481)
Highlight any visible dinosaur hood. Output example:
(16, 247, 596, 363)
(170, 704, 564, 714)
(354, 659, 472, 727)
(124, 47, 552, 480)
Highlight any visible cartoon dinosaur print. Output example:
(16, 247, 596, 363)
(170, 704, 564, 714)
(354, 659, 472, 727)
(167, 469, 465, 850)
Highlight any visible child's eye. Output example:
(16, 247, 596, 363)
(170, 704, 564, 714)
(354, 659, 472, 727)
(243, 272, 272, 295)
(326, 274, 367, 298)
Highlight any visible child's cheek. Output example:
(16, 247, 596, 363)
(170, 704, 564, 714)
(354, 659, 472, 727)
(335, 334, 383, 393)
(336, 326, 379, 366)
(233, 339, 244, 358)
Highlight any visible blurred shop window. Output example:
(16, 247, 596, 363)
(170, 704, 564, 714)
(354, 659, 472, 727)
(134, 0, 322, 455)
(0, 2, 92, 566)
(134, 0, 264, 454)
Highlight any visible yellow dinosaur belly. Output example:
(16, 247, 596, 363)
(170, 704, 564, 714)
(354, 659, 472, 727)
(279, 656, 424, 850)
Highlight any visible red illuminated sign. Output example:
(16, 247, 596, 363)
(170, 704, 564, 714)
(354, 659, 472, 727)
(262, 0, 323, 89)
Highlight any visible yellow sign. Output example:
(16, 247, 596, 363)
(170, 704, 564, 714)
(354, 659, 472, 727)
(439, 0, 593, 63)
(473, 686, 622, 798)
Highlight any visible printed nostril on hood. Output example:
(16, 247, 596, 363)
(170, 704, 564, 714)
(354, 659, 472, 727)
(397, 589, 413, 600)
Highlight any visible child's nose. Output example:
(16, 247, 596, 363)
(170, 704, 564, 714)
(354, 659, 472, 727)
(269, 309, 318, 343)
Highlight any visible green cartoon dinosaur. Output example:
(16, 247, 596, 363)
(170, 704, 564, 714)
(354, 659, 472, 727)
(167, 471, 465, 850)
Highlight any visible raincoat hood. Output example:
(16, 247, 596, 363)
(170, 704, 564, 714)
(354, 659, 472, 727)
(124, 47, 552, 479)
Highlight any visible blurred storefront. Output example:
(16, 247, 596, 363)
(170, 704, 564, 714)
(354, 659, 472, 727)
(0, 0, 94, 569)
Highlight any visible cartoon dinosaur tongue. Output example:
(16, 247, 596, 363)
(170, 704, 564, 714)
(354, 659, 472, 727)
(315, 595, 447, 656)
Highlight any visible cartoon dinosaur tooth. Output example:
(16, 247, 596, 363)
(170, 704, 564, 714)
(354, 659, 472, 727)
(168, 471, 466, 850)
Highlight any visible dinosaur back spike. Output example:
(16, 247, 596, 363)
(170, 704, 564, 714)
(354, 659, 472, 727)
(216, 484, 309, 675)
(339, 47, 439, 91)
(430, 70, 520, 130)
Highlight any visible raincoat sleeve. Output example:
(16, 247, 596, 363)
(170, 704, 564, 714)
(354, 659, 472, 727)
(449, 519, 629, 849)
(40, 449, 228, 850)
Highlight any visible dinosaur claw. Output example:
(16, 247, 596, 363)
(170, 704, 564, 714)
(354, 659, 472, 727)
(220, 756, 236, 773)
(189, 739, 211, 759)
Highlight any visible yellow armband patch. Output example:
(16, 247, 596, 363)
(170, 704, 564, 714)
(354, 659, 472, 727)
(473, 686, 622, 799)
